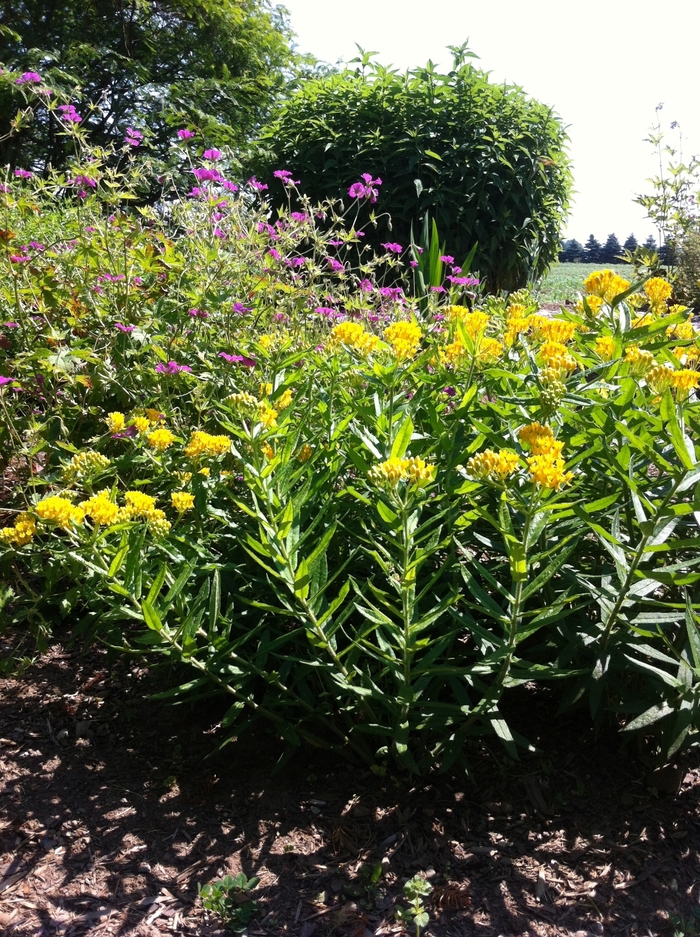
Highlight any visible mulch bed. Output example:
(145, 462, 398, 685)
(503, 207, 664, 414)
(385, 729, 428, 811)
(1, 638, 699, 937)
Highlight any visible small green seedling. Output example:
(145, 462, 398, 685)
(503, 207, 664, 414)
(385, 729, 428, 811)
(198, 872, 259, 933)
(395, 874, 433, 936)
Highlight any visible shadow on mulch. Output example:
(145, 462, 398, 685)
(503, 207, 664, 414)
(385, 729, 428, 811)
(0, 640, 699, 937)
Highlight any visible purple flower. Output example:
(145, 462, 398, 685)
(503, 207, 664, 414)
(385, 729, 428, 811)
(233, 302, 251, 315)
(348, 182, 366, 199)
(132, 276, 143, 285)
(14, 168, 33, 179)
(4, 322, 19, 328)
(273, 169, 300, 185)
(203, 148, 222, 161)
(285, 256, 306, 268)
(0, 375, 15, 385)
(115, 322, 135, 333)
(290, 212, 307, 222)
(440, 255, 454, 264)
(70, 174, 97, 189)
(446, 275, 480, 287)
(451, 266, 462, 274)
(58, 104, 82, 124)
(125, 127, 143, 146)
(188, 186, 205, 198)
(359, 279, 374, 292)
(326, 257, 345, 273)
(430, 285, 446, 293)
(188, 308, 209, 319)
(410, 260, 419, 268)
(155, 361, 192, 375)
(112, 425, 137, 439)
(268, 248, 282, 261)
(378, 286, 404, 301)
(443, 386, 456, 397)
(192, 167, 222, 182)
(246, 176, 268, 192)
(16, 72, 41, 85)
(10, 253, 30, 264)
(381, 242, 403, 254)
(218, 353, 256, 367)
(28, 241, 45, 251)
(177, 128, 195, 140)
(213, 227, 226, 239)
(221, 180, 238, 192)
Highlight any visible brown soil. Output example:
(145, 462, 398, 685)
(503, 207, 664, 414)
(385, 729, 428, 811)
(1, 639, 699, 937)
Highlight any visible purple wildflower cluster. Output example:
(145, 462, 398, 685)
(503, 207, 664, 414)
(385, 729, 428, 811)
(155, 361, 192, 375)
(14, 169, 32, 180)
(273, 169, 300, 186)
(348, 173, 382, 203)
(58, 104, 82, 124)
(16, 72, 41, 86)
(218, 353, 256, 367)
(125, 128, 143, 147)
(177, 128, 195, 140)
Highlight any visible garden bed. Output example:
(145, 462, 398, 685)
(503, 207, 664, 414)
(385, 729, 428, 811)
(1, 638, 698, 937)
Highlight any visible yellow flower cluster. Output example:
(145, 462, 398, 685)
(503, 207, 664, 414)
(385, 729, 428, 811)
(644, 277, 673, 311)
(595, 336, 616, 360)
(122, 491, 157, 519)
(666, 320, 695, 341)
(446, 307, 490, 340)
(106, 412, 126, 433)
(0, 512, 37, 547)
(257, 402, 278, 428)
(297, 444, 313, 462)
(584, 269, 631, 304)
(276, 389, 293, 411)
(171, 491, 195, 513)
(538, 340, 577, 374)
(383, 321, 423, 361)
(646, 365, 675, 396)
(479, 337, 503, 363)
(465, 448, 519, 481)
(184, 431, 231, 458)
(329, 321, 381, 355)
(36, 496, 84, 528)
(131, 416, 151, 434)
(368, 456, 435, 488)
(576, 295, 604, 317)
(261, 443, 274, 459)
(670, 368, 700, 399)
(527, 451, 574, 490)
(79, 491, 119, 526)
(147, 427, 176, 451)
(62, 450, 111, 482)
(531, 317, 577, 343)
(624, 344, 654, 376)
(518, 422, 557, 454)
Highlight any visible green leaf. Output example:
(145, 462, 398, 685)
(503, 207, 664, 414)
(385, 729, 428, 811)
(141, 599, 163, 632)
(390, 415, 414, 459)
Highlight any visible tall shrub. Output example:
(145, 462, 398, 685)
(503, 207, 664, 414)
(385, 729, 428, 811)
(249, 47, 572, 292)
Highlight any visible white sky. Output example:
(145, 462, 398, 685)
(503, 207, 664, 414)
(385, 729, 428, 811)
(280, 0, 700, 247)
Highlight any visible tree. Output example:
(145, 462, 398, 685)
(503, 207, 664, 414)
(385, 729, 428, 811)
(559, 238, 584, 262)
(643, 235, 657, 251)
(623, 233, 638, 252)
(250, 46, 573, 292)
(583, 234, 602, 264)
(600, 233, 621, 264)
(0, 0, 295, 168)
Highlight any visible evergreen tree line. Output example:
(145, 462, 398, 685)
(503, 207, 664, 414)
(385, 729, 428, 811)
(560, 233, 659, 264)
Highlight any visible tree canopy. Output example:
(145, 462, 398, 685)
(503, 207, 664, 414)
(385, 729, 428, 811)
(0, 0, 295, 167)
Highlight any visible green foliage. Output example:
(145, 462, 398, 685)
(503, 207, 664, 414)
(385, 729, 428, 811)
(0, 0, 296, 168)
(395, 875, 432, 936)
(2, 118, 700, 777)
(198, 873, 259, 932)
(534, 263, 632, 304)
(250, 44, 572, 292)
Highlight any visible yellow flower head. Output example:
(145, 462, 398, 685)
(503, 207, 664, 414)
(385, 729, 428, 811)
(0, 512, 37, 547)
(131, 416, 151, 434)
(624, 344, 654, 376)
(532, 317, 577, 344)
(256, 402, 278, 429)
(518, 422, 558, 456)
(477, 337, 503, 364)
(331, 321, 366, 347)
(147, 427, 176, 451)
(62, 450, 111, 482)
(670, 368, 700, 400)
(261, 442, 274, 459)
(36, 495, 83, 529)
(227, 391, 259, 412)
(147, 509, 171, 538)
(78, 491, 119, 527)
(184, 430, 231, 458)
(644, 277, 673, 309)
(538, 340, 577, 374)
(384, 320, 423, 361)
(368, 456, 435, 488)
(595, 336, 616, 361)
(527, 451, 574, 490)
(584, 270, 631, 304)
(646, 364, 675, 396)
(666, 320, 695, 341)
(297, 443, 313, 463)
(575, 295, 605, 317)
(446, 308, 490, 340)
(465, 448, 519, 481)
(106, 411, 126, 433)
(171, 491, 195, 513)
(276, 389, 293, 411)
(123, 491, 157, 519)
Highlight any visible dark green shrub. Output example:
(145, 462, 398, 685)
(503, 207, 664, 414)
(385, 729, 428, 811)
(249, 46, 572, 291)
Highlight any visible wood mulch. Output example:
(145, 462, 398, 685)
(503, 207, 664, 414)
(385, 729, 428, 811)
(1, 638, 699, 937)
